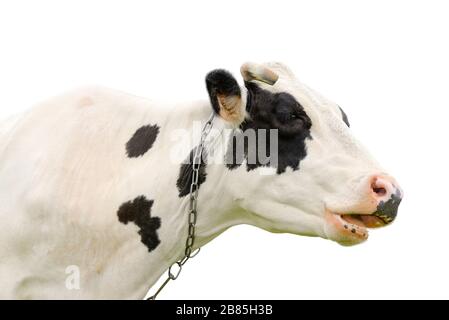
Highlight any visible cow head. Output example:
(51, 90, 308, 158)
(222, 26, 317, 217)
(204, 62, 403, 246)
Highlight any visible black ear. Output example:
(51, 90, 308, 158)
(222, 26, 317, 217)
(205, 69, 244, 124)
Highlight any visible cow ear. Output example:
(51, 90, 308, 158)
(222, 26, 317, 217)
(205, 69, 245, 125)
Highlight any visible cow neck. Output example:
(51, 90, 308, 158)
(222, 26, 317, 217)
(148, 113, 215, 300)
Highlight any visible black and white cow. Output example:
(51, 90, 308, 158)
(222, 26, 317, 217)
(0, 62, 402, 299)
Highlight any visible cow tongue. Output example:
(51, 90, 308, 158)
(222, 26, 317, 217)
(342, 214, 386, 228)
(360, 215, 386, 228)
(341, 215, 366, 228)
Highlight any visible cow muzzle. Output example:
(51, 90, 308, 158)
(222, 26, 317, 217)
(325, 175, 403, 244)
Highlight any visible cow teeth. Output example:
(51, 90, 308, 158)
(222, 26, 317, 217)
(373, 212, 393, 224)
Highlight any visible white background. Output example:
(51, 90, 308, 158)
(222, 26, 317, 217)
(0, 0, 448, 299)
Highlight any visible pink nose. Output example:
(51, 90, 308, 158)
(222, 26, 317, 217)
(370, 175, 400, 200)
(369, 175, 402, 222)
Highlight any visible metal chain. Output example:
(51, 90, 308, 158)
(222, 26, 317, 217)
(148, 113, 215, 300)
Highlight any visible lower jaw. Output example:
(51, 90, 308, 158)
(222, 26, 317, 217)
(324, 210, 369, 245)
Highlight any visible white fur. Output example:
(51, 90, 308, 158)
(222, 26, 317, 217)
(0, 64, 389, 299)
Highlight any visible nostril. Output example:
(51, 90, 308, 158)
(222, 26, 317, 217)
(373, 186, 387, 196)
(370, 177, 389, 198)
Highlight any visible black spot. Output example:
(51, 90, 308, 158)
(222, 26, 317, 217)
(126, 124, 160, 158)
(373, 189, 402, 223)
(117, 196, 161, 252)
(205, 69, 241, 115)
(225, 82, 312, 174)
(351, 228, 356, 234)
(338, 106, 350, 127)
(176, 147, 208, 197)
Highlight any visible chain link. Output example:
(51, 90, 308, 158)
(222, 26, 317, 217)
(148, 113, 214, 300)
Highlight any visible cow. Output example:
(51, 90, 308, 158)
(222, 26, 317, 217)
(0, 62, 402, 299)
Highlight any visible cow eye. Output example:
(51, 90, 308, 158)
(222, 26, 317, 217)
(290, 114, 298, 120)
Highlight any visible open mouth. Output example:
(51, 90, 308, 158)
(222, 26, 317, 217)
(326, 210, 392, 241)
